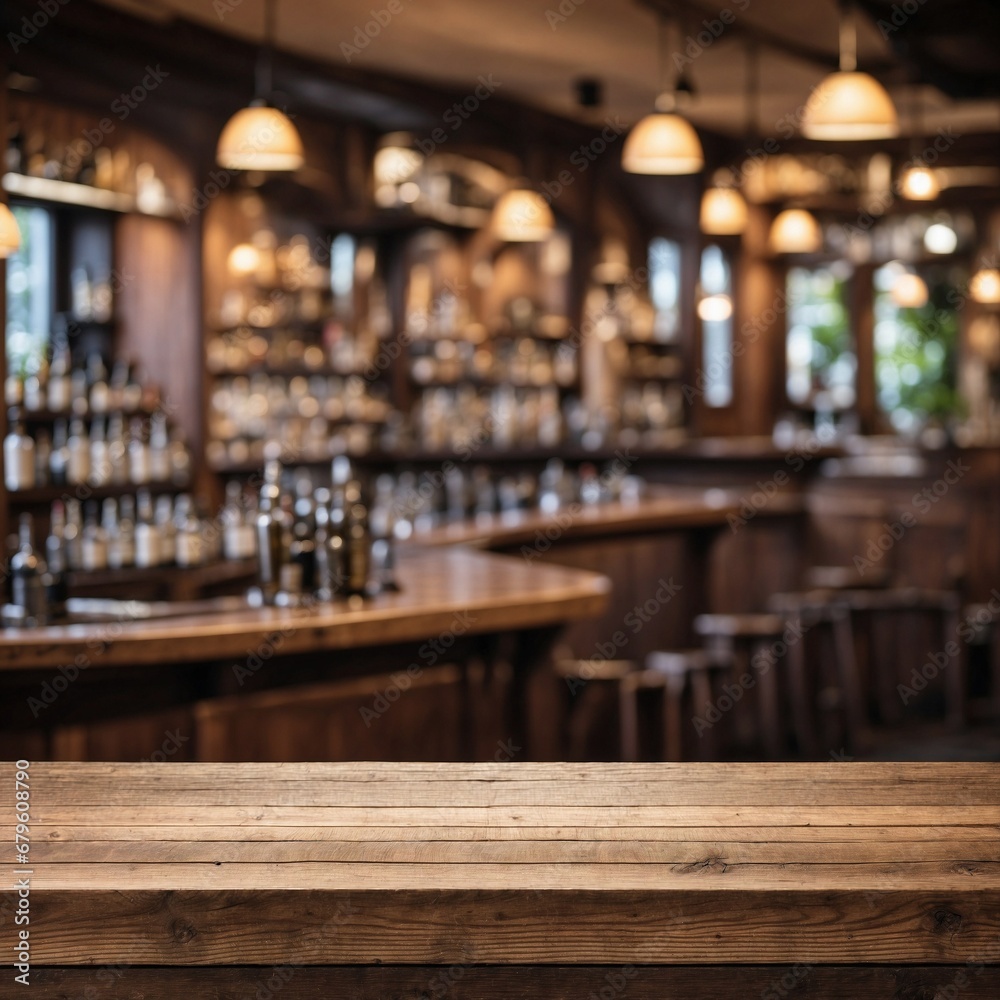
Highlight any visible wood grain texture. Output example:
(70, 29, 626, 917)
(4, 761, 1000, 967)
(0, 547, 609, 671)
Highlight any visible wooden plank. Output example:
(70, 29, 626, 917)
(27, 889, 1000, 964)
(28, 838, 1000, 864)
(29, 965, 1000, 1000)
(21, 803, 1000, 827)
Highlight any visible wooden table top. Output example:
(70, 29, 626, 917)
(411, 487, 804, 548)
(12, 761, 1000, 966)
(0, 547, 609, 671)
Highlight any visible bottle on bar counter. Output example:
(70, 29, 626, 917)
(44, 505, 68, 621)
(370, 474, 399, 592)
(10, 514, 48, 625)
(4, 408, 35, 491)
(255, 461, 287, 605)
(343, 480, 371, 597)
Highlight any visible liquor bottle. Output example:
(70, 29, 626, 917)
(222, 482, 253, 561)
(117, 495, 137, 568)
(81, 502, 108, 572)
(134, 489, 161, 568)
(148, 413, 169, 482)
(129, 417, 151, 484)
(10, 514, 48, 625)
(342, 481, 371, 597)
(66, 417, 91, 486)
(86, 354, 109, 414)
(289, 475, 317, 594)
(34, 427, 51, 488)
(107, 414, 127, 485)
(89, 415, 111, 486)
(4, 371, 23, 407)
(255, 463, 286, 605)
(370, 474, 399, 592)
(64, 499, 84, 572)
(47, 338, 72, 412)
(174, 494, 203, 568)
(109, 359, 130, 412)
(155, 495, 176, 565)
(4, 408, 35, 491)
(50, 420, 69, 486)
(23, 371, 44, 412)
(70, 370, 89, 417)
(104, 498, 125, 569)
(312, 487, 334, 599)
(44, 503, 68, 620)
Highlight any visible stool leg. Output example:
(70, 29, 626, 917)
(662, 674, 685, 762)
(944, 606, 965, 729)
(690, 670, 716, 761)
(785, 621, 818, 758)
(752, 638, 783, 759)
(619, 676, 640, 762)
(832, 609, 865, 752)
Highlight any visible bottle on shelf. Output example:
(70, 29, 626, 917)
(34, 428, 51, 488)
(128, 416, 151, 484)
(50, 420, 69, 487)
(64, 499, 84, 572)
(117, 495, 137, 569)
(81, 501, 109, 572)
(222, 481, 256, 562)
(10, 514, 48, 625)
(89, 415, 111, 486)
(342, 480, 371, 597)
(47, 339, 73, 413)
(154, 494, 176, 566)
(174, 494, 203, 568)
(87, 354, 109, 414)
(4, 408, 36, 492)
(107, 414, 128, 485)
(66, 417, 91, 487)
(134, 489, 160, 569)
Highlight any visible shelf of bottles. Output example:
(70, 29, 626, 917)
(205, 233, 395, 472)
(4, 95, 184, 219)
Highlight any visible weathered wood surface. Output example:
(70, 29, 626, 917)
(4, 761, 1000, 969)
(0, 547, 609, 671)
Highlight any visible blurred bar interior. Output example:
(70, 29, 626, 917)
(0, 0, 999, 763)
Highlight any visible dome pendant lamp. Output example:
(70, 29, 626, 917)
(623, 16, 704, 175)
(0, 203, 21, 258)
(217, 0, 304, 172)
(801, 2, 898, 141)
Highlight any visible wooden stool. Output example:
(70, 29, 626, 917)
(961, 601, 1000, 720)
(768, 591, 861, 756)
(619, 650, 731, 762)
(554, 659, 636, 760)
(693, 613, 788, 759)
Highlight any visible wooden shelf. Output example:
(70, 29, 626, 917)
(3, 172, 182, 220)
(8, 480, 189, 505)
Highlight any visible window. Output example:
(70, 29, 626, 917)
(5, 204, 53, 377)
(785, 264, 854, 409)
(873, 262, 959, 433)
(699, 244, 733, 408)
(648, 237, 680, 343)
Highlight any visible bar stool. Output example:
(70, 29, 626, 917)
(619, 650, 732, 762)
(553, 658, 636, 760)
(692, 613, 790, 759)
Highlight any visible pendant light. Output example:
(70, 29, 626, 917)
(801, 2, 898, 141)
(970, 268, 1000, 305)
(769, 209, 823, 254)
(491, 187, 554, 242)
(0, 203, 21, 258)
(700, 46, 756, 235)
(899, 81, 939, 200)
(623, 16, 703, 175)
(217, 0, 304, 172)
(890, 270, 928, 308)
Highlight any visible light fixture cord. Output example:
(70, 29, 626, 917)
(256, 0, 276, 101)
(838, 1, 857, 72)
(654, 14, 677, 112)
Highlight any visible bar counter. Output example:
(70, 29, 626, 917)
(13, 760, 1000, 996)
(0, 545, 609, 672)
